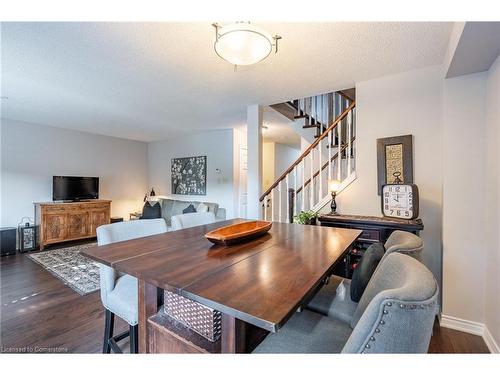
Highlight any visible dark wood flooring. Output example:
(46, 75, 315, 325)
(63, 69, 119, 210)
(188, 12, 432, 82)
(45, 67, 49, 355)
(428, 322, 490, 354)
(0, 243, 490, 354)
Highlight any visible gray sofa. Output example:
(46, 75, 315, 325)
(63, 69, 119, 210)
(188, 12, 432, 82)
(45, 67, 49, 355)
(156, 198, 226, 226)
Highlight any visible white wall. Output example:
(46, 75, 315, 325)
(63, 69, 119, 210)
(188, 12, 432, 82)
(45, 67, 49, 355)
(0, 119, 148, 227)
(442, 72, 487, 323)
(439, 56, 500, 349)
(274, 143, 300, 178)
(485, 55, 500, 347)
(332, 66, 444, 291)
(262, 141, 300, 192)
(148, 129, 236, 218)
(262, 142, 276, 191)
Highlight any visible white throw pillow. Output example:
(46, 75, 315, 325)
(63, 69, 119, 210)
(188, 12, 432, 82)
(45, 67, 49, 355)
(196, 202, 209, 213)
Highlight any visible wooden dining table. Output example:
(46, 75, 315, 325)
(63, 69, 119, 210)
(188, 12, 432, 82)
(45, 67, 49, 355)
(82, 219, 361, 353)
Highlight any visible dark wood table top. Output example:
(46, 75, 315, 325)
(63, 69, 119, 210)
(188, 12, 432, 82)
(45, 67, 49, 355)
(82, 219, 361, 332)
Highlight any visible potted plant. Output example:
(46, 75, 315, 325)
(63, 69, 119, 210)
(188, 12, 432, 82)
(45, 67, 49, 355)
(293, 210, 318, 225)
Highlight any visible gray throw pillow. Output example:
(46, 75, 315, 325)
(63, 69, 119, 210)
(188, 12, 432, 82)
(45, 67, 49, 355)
(182, 204, 197, 214)
(350, 243, 385, 302)
(141, 201, 162, 219)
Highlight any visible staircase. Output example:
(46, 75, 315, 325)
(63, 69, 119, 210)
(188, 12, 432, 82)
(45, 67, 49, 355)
(261, 90, 356, 222)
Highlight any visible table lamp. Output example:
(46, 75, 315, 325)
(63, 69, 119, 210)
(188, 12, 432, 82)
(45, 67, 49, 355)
(328, 179, 340, 214)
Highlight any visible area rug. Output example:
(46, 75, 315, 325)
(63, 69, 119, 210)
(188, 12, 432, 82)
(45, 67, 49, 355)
(28, 243, 100, 296)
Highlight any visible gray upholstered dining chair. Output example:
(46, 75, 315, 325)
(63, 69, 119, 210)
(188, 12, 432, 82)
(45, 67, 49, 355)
(254, 252, 438, 353)
(307, 230, 423, 323)
(171, 211, 216, 231)
(382, 230, 423, 261)
(96, 218, 167, 353)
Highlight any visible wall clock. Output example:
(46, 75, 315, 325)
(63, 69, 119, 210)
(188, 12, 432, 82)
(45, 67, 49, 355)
(381, 179, 419, 219)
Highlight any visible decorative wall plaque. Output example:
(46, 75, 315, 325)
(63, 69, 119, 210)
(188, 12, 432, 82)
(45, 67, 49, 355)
(377, 135, 413, 195)
(385, 144, 404, 184)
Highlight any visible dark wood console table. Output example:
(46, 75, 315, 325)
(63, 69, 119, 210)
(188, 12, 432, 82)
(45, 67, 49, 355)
(318, 214, 424, 278)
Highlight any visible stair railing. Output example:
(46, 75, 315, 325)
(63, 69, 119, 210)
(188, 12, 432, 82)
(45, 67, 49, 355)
(287, 92, 352, 138)
(260, 101, 356, 222)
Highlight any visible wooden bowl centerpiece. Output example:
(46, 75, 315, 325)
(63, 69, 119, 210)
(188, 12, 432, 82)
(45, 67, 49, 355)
(205, 220, 272, 246)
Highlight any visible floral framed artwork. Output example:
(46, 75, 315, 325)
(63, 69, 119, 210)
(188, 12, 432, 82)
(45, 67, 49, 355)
(171, 156, 207, 195)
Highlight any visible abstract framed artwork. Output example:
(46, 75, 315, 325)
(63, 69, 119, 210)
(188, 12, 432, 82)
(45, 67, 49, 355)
(171, 156, 207, 195)
(376, 135, 413, 195)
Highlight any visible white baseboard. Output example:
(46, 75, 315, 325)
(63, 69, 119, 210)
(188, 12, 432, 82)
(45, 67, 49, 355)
(440, 315, 484, 335)
(440, 314, 499, 353)
(483, 326, 500, 354)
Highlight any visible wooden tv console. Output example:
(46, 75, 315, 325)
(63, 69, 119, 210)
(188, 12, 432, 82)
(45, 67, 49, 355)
(34, 200, 111, 250)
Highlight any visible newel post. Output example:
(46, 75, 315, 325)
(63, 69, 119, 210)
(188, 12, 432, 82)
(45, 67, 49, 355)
(288, 188, 295, 223)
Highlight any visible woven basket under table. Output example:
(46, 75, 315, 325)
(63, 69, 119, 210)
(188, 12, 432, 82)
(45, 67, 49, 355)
(163, 290, 222, 342)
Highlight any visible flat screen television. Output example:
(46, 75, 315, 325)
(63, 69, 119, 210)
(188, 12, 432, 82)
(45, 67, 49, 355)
(53, 176, 99, 201)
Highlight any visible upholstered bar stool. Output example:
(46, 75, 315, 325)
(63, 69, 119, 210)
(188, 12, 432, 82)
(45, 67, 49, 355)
(254, 253, 438, 353)
(307, 230, 423, 323)
(96, 218, 167, 353)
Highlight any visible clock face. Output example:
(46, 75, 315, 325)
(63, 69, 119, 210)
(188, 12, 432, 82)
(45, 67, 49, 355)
(382, 184, 419, 219)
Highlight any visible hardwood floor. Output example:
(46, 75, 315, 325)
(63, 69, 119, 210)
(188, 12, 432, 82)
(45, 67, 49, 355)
(429, 323, 490, 354)
(0, 244, 490, 354)
(1, 242, 128, 353)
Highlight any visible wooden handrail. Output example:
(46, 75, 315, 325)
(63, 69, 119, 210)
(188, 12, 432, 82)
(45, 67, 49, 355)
(295, 135, 356, 195)
(259, 101, 356, 201)
(338, 90, 354, 103)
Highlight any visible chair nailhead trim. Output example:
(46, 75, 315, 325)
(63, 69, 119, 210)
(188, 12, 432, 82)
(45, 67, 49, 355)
(398, 301, 437, 310)
(368, 306, 393, 352)
(363, 299, 436, 353)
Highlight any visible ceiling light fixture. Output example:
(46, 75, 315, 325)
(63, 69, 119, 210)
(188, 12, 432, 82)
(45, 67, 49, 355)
(212, 22, 281, 67)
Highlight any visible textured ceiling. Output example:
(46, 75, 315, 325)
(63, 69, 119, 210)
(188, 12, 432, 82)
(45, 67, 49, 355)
(1, 22, 453, 141)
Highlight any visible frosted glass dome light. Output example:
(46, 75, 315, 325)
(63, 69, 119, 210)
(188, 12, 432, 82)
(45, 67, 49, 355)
(212, 22, 281, 66)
